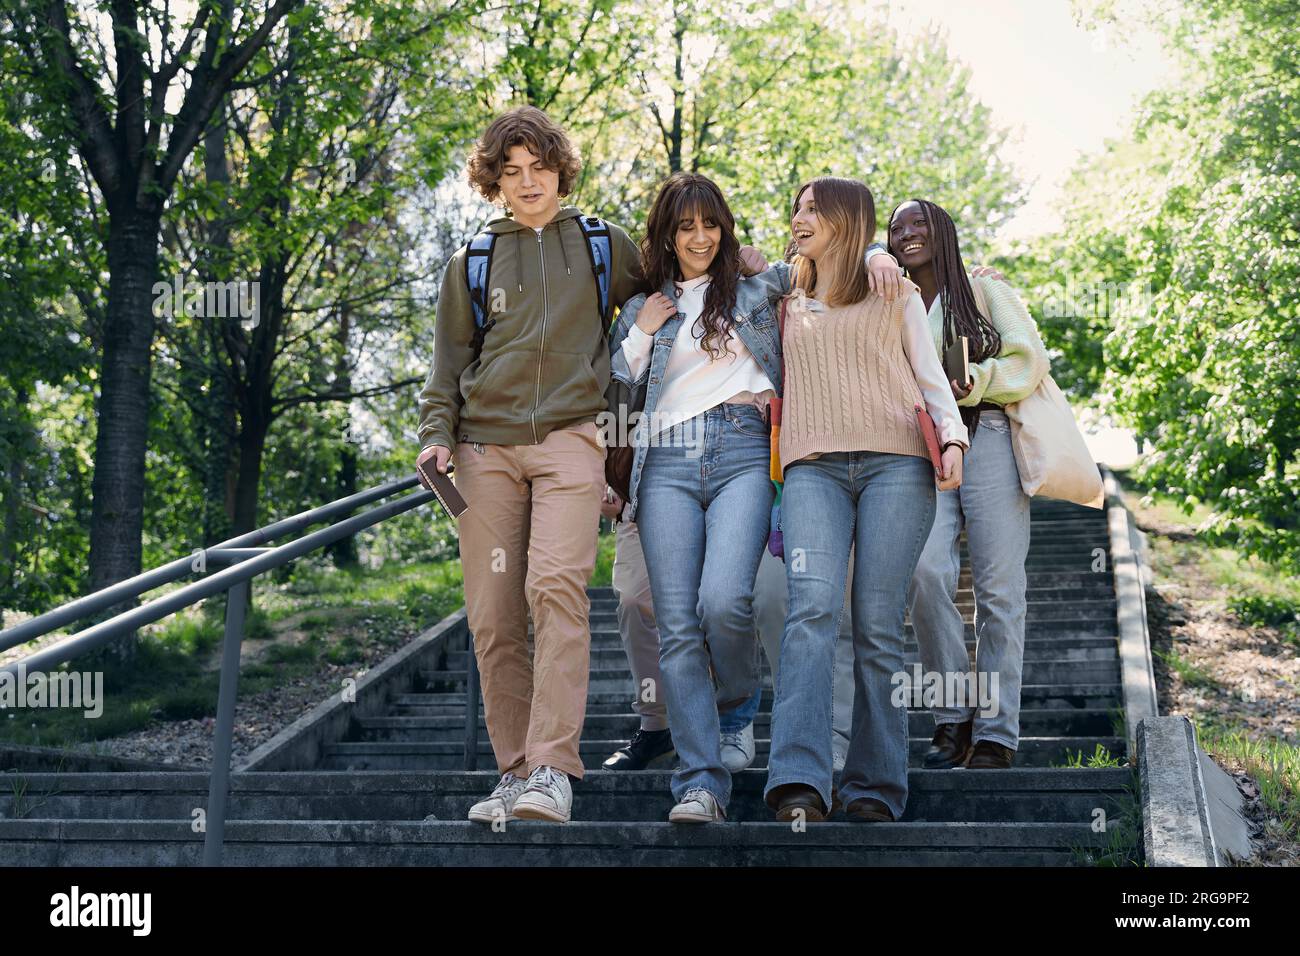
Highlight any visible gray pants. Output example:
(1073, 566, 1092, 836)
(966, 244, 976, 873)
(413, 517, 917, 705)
(612, 520, 669, 731)
(906, 410, 1031, 749)
(753, 547, 855, 770)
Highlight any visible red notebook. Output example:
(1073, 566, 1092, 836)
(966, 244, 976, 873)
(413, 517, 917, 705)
(914, 403, 943, 474)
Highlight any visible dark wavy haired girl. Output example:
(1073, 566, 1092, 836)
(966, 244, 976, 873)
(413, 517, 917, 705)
(640, 172, 741, 360)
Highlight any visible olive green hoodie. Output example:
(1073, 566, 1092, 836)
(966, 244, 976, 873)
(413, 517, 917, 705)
(418, 206, 646, 450)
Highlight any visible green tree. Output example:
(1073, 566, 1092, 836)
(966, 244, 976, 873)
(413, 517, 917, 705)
(1051, 0, 1300, 567)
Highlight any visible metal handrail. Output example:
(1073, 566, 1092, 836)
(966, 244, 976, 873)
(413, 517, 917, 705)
(0, 476, 419, 653)
(0, 475, 480, 865)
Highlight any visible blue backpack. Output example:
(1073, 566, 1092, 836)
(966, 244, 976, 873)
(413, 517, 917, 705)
(464, 216, 614, 357)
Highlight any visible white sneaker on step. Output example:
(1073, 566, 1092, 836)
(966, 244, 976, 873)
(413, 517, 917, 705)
(512, 765, 573, 823)
(467, 772, 528, 824)
(720, 723, 756, 773)
(669, 787, 726, 823)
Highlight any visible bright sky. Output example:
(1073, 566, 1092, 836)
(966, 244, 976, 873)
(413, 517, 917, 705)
(877, 0, 1175, 247)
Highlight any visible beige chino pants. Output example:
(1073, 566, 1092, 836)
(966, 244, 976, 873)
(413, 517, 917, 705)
(454, 421, 605, 780)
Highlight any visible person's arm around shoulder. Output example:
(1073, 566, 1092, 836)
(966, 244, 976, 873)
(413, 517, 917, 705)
(737, 247, 794, 302)
(417, 249, 475, 480)
(864, 244, 902, 301)
(960, 275, 1051, 407)
(610, 293, 654, 386)
(900, 286, 967, 491)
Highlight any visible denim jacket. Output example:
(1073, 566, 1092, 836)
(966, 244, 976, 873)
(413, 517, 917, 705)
(608, 274, 784, 521)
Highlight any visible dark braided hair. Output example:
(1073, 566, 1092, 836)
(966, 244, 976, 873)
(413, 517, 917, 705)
(641, 173, 740, 361)
(888, 199, 1003, 435)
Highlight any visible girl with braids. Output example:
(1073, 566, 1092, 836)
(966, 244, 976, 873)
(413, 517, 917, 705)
(887, 198, 1051, 770)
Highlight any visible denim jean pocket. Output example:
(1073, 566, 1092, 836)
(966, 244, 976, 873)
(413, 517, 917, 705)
(726, 406, 770, 439)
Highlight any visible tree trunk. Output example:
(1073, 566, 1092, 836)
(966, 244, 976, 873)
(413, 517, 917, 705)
(329, 242, 359, 567)
(88, 210, 163, 660)
(1, 387, 27, 597)
(200, 97, 239, 547)
(231, 409, 271, 537)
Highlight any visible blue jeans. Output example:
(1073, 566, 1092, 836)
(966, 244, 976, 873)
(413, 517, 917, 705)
(720, 684, 763, 734)
(907, 410, 1031, 748)
(636, 403, 774, 808)
(765, 451, 936, 820)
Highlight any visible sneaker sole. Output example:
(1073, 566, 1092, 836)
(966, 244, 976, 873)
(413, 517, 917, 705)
(668, 809, 724, 823)
(467, 808, 518, 824)
(511, 802, 571, 823)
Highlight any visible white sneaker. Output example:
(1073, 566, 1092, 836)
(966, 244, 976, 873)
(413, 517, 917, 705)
(669, 787, 726, 823)
(720, 723, 756, 773)
(511, 765, 573, 823)
(467, 772, 529, 824)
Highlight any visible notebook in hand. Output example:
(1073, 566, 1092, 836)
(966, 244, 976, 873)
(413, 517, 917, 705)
(944, 335, 970, 390)
(914, 403, 943, 473)
(416, 460, 469, 519)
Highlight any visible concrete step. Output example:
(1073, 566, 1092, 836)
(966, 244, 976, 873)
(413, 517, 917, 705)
(442, 639, 1121, 667)
(359, 708, 1120, 742)
(393, 682, 1125, 714)
(585, 588, 1119, 612)
(0, 768, 1133, 825)
(0, 818, 1123, 866)
(418, 659, 1121, 693)
(589, 570, 1117, 598)
(317, 735, 1127, 771)
(575, 603, 1117, 629)
(528, 620, 1123, 641)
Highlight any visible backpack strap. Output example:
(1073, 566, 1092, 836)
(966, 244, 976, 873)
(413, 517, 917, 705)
(464, 230, 498, 358)
(574, 215, 613, 326)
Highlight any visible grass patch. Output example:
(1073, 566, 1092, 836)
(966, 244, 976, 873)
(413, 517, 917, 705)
(1071, 774, 1144, 867)
(1194, 716, 1300, 846)
(243, 606, 275, 641)
(1112, 468, 1300, 612)
(1152, 646, 1223, 690)
(325, 636, 364, 665)
(1229, 595, 1300, 647)
(149, 611, 222, 656)
(1059, 744, 1127, 769)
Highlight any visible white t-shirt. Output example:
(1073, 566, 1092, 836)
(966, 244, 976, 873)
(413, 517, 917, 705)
(619, 275, 775, 438)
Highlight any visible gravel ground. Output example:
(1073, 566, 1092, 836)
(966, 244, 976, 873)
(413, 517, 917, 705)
(1139, 513, 1299, 866)
(67, 662, 370, 769)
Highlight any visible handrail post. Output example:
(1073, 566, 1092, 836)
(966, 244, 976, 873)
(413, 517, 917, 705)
(463, 632, 479, 771)
(204, 579, 249, 866)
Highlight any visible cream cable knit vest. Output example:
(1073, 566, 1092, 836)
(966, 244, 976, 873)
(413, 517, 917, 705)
(779, 280, 929, 471)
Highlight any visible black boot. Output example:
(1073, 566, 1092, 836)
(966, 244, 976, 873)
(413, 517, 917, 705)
(923, 720, 973, 769)
(602, 728, 674, 771)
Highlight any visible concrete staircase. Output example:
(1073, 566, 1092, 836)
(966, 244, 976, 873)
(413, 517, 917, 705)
(0, 498, 1139, 865)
